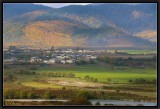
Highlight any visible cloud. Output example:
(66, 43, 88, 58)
(34, 3, 142, 8)
(34, 3, 92, 8)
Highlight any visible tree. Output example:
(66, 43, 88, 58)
(51, 46, 55, 52)
(9, 46, 16, 51)
(93, 78, 98, 82)
(77, 91, 91, 99)
(65, 96, 91, 105)
(32, 72, 36, 75)
(107, 78, 112, 83)
(62, 86, 66, 90)
(4, 90, 15, 99)
(84, 75, 90, 80)
(27, 92, 35, 99)
(151, 79, 157, 85)
(134, 78, 147, 84)
(128, 79, 133, 84)
(115, 50, 118, 54)
(89, 60, 96, 64)
(95, 102, 101, 105)
(8, 74, 14, 81)
(20, 91, 27, 99)
(68, 73, 75, 78)
(44, 91, 52, 99)
(4, 90, 10, 99)
(113, 58, 125, 66)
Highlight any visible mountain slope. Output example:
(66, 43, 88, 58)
(60, 3, 157, 33)
(3, 3, 52, 20)
(3, 3, 157, 49)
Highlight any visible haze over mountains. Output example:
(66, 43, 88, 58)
(3, 3, 157, 49)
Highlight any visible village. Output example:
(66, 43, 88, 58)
(3, 46, 109, 65)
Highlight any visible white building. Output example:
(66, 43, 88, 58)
(85, 55, 97, 60)
(61, 60, 66, 64)
(56, 55, 63, 59)
(66, 59, 73, 64)
(46, 50, 51, 53)
(43, 60, 49, 64)
(49, 59, 55, 64)
(30, 57, 42, 63)
(90, 56, 97, 59)
(78, 50, 83, 53)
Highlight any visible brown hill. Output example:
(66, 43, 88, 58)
(19, 20, 88, 48)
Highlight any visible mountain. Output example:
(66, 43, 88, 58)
(60, 3, 157, 33)
(3, 3, 157, 49)
(3, 3, 52, 20)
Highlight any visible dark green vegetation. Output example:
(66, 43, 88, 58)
(97, 56, 156, 68)
(64, 97, 92, 105)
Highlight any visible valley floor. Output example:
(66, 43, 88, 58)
(3, 63, 157, 106)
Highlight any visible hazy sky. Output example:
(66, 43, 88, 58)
(34, 3, 92, 8)
(34, 3, 141, 8)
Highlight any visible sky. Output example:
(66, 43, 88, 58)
(34, 3, 92, 8)
(34, 3, 140, 8)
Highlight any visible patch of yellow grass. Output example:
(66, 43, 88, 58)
(21, 82, 62, 89)
(135, 30, 157, 42)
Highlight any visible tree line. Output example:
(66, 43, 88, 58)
(128, 78, 156, 84)
(84, 75, 98, 82)
(36, 72, 75, 78)
(97, 56, 156, 67)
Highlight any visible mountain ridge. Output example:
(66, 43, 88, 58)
(3, 3, 157, 49)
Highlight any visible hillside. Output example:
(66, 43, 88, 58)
(60, 3, 157, 32)
(3, 3, 51, 20)
(3, 3, 157, 49)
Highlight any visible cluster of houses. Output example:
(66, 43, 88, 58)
(3, 46, 105, 65)
(29, 53, 97, 64)
(45, 49, 107, 54)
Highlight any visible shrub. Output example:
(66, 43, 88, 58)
(107, 78, 112, 83)
(137, 104, 144, 106)
(128, 78, 156, 84)
(77, 91, 91, 99)
(62, 87, 66, 90)
(95, 102, 101, 105)
(20, 91, 27, 99)
(65, 97, 91, 105)
(44, 91, 52, 99)
(27, 92, 35, 99)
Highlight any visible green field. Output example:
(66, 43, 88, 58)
(116, 50, 157, 55)
(36, 64, 156, 83)
(4, 63, 157, 103)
